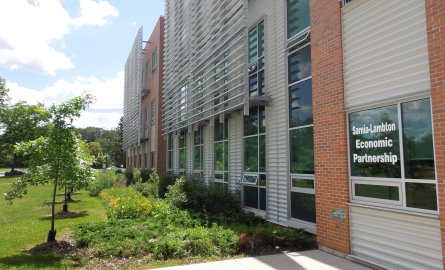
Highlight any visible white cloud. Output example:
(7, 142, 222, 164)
(7, 71, 124, 129)
(71, 0, 118, 27)
(0, 0, 118, 75)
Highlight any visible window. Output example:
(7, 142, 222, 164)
(349, 98, 437, 211)
(152, 47, 158, 73)
(151, 99, 156, 125)
(167, 134, 173, 172)
(179, 131, 187, 173)
(214, 118, 228, 189)
(248, 21, 265, 97)
(243, 106, 266, 211)
(145, 62, 150, 80)
(145, 107, 149, 138)
(287, 0, 310, 40)
(194, 127, 204, 178)
(288, 42, 315, 223)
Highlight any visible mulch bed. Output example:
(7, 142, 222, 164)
(27, 236, 76, 256)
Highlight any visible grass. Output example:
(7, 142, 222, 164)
(0, 176, 106, 269)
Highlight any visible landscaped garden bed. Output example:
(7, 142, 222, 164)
(0, 169, 315, 269)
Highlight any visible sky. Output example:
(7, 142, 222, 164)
(0, 0, 164, 129)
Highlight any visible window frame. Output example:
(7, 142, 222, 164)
(167, 134, 173, 172)
(248, 20, 265, 97)
(347, 97, 439, 215)
(214, 118, 228, 186)
(151, 99, 156, 125)
(178, 130, 187, 173)
(152, 47, 158, 74)
(286, 41, 316, 224)
(193, 127, 204, 178)
(242, 106, 267, 211)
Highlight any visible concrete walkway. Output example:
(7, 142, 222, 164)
(153, 250, 372, 270)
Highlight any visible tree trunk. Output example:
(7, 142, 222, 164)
(63, 184, 68, 212)
(47, 179, 58, 242)
(10, 153, 16, 172)
(47, 162, 59, 242)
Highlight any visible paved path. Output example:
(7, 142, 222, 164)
(152, 250, 372, 270)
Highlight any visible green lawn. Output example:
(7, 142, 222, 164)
(0, 176, 106, 269)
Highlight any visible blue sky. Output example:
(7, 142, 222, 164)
(0, 0, 164, 129)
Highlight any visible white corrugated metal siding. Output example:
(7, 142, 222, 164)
(342, 0, 431, 109)
(228, 113, 242, 191)
(246, 0, 289, 225)
(350, 205, 442, 270)
(203, 124, 213, 184)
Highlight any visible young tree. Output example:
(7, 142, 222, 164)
(111, 116, 125, 167)
(4, 94, 95, 242)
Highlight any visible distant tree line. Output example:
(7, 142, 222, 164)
(0, 76, 124, 171)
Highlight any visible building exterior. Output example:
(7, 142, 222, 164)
(161, 0, 444, 269)
(124, 17, 166, 172)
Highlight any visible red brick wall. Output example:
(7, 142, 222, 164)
(141, 17, 166, 173)
(311, 0, 350, 253)
(425, 0, 445, 266)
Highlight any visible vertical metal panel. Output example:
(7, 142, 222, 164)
(342, 0, 431, 109)
(249, 0, 289, 225)
(350, 205, 442, 270)
(163, 0, 247, 134)
(123, 27, 143, 150)
(203, 124, 214, 184)
(228, 113, 242, 191)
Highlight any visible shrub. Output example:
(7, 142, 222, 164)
(134, 171, 159, 198)
(158, 173, 176, 198)
(124, 168, 135, 186)
(165, 175, 241, 218)
(140, 169, 152, 183)
(165, 177, 187, 207)
(74, 200, 239, 259)
(89, 170, 116, 196)
(100, 187, 153, 220)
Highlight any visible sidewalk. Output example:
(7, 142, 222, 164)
(152, 250, 372, 270)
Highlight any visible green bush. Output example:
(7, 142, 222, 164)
(88, 170, 116, 196)
(124, 168, 135, 186)
(140, 169, 152, 183)
(158, 173, 176, 198)
(134, 171, 159, 198)
(165, 175, 241, 218)
(165, 177, 187, 207)
(74, 200, 239, 259)
(100, 187, 153, 220)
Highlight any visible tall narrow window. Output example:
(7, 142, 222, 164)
(288, 43, 315, 223)
(242, 106, 267, 211)
(248, 21, 265, 97)
(145, 62, 150, 80)
(287, 0, 310, 39)
(179, 131, 186, 174)
(194, 127, 204, 179)
(151, 99, 156, 125)
(152, 47, 158, 73)
(167, 134, 173, 172)
(214, 118, 228, 190)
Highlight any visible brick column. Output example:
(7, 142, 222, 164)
(425, 0, 445, 267)
(311, 0, 350, 254)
